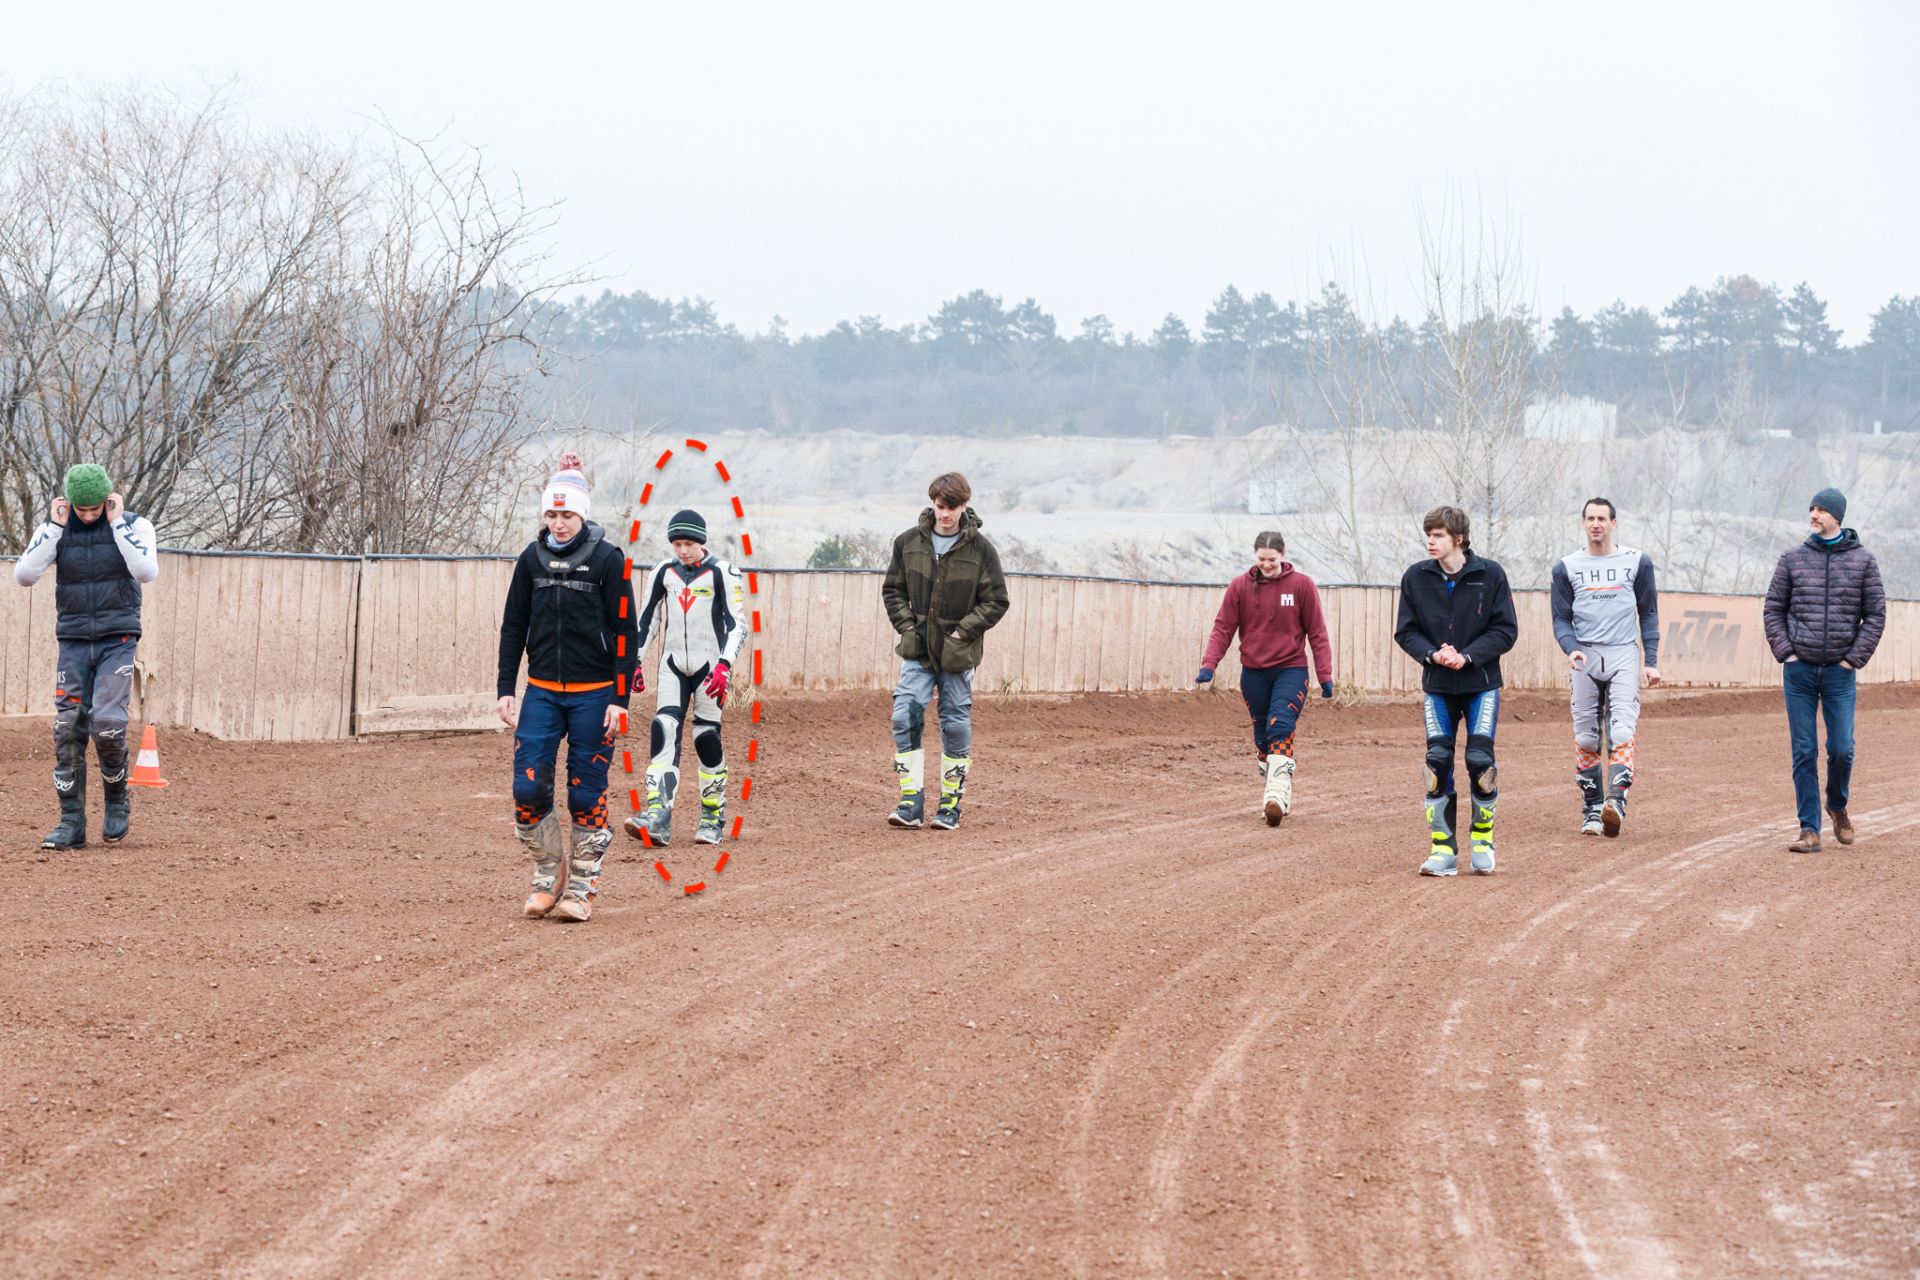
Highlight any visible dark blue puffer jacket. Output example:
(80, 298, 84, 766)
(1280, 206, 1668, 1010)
(1762, 530, 1887, 667)
(54, 513, 146, 640)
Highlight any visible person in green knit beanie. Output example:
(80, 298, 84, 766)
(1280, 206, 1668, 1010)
(12, 464, 161, 849)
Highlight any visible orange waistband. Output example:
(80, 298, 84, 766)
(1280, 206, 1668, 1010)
(526, 678, 614, 693)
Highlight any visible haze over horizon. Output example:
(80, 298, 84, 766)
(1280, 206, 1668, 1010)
(5, 0, 1913, 341)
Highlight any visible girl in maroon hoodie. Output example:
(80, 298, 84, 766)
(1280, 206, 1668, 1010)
(1196, 531, 1335, 826)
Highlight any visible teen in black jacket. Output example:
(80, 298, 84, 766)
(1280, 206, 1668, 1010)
(496, 455, 639, 922)
(1392, 507, 1518, 877)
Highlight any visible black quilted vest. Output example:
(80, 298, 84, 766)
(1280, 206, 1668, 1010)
(54, 514, 144, 640)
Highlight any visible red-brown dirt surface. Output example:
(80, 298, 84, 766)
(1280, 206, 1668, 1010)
(2, 686, 1917, 1278)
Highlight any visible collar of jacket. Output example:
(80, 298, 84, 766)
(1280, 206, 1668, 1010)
(539, 521, 603, 565)
(1412, 550, 1484, 580)
(668, 555, 715, 581)
(1803, 528, 1862, 554)
(1245, 562, 1297, 586)
(916, 507, 984, 538)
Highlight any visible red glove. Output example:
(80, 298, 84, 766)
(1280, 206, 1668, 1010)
(703, 660, 730, 704)
(634, 664, 646, 694)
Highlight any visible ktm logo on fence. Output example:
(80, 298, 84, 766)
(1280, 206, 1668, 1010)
(1666, 609, 1743, 666)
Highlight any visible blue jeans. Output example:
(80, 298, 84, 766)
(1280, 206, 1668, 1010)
(512, 684, 617, 829)
(1240, 665, 1309, 758)
(891, 660, 974, 756)
(1783, 660, 1855, 834)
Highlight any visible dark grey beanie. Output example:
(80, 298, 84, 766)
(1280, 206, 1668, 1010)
(1810, 487, 1847, 524)
(666, 509, 708, 544)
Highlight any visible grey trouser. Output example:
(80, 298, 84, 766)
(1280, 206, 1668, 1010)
(891, 660, 975, 756)
(53, 635, 138, 795)
(1570, 643, 1641, 751)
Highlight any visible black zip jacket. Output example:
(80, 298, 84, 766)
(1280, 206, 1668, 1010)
(1393, 552, 1520, 693)
(496, 523, 641, 706)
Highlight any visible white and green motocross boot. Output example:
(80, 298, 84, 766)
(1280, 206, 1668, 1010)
(1419, 792, 1459, 876)
(931, 754, 969, 830)
(888, 748, 925, 828)
(695, 766, 727, 844)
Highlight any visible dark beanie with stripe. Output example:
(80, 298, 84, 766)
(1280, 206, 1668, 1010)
(667, 509, 708, 544)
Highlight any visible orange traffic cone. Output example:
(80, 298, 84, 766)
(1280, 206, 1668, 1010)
(129, 724, 170, 788)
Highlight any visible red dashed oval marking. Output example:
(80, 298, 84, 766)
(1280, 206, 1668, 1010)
(624, 436, 763, 895)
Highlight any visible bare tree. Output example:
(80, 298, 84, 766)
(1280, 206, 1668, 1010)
(0, 83, 585, 555)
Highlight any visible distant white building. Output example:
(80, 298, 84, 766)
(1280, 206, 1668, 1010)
(1247, 475, 1302, 514)
(1524, 396, 1618, 443)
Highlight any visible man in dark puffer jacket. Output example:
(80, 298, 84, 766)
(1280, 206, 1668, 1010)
(1762, 487, 1887, 852)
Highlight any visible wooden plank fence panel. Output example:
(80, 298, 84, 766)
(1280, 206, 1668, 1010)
(2, 560, 38, 714)
(6, 558, 1918, 735)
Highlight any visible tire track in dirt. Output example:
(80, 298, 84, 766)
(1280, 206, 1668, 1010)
(5, 693, 1916, 1277)
(1429, 797, 1920, 1279)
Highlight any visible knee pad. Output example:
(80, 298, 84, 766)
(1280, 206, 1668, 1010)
(1424, 741, 1454, 797)
(693, 719, 724, 768)
(1574, 731, 1600, 754)
(650, 709, 683, 763)
(892, 700, 926, 751)
(938, 716, 971, 757)
(513, 761, 554, 809)
(1466, 736, 1496, 797)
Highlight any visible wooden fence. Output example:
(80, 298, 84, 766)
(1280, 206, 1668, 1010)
(2, 553, 1914, 740)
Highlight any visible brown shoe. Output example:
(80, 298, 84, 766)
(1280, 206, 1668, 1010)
(1788, 829, 1822, 853)
(1828, 808, 1854, 845)
(523, 890, 558, 918)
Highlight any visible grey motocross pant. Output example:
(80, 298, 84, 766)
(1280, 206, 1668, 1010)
(53, 635, 138, 797)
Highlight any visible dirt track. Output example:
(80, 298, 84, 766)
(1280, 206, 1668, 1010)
(2, 686, 1917, 1278)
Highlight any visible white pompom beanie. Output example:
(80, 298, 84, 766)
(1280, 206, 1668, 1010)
(543, 451, 590, 518)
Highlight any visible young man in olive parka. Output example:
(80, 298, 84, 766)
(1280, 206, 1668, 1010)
(879, 471, 1010, 831)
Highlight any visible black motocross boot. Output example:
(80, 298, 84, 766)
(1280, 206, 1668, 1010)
(43, 778, 87, 850)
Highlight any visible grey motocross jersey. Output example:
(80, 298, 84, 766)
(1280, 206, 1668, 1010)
(1550, 547, 1660, 662)
(634, 556, 747, 674)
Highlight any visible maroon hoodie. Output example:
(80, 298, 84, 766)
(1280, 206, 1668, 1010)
(1201, 563, 1334, 678)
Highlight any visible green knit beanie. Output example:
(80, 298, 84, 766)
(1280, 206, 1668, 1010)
(64, 464, 111, 509)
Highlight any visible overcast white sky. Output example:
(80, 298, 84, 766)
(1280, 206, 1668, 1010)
(7, 0, 1914, 341)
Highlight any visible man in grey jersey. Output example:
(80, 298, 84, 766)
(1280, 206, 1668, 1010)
(1550, 498, 1661, 837)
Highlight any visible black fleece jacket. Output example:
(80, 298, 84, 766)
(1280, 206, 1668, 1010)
(1393, 552, 1520, 694)
(496, 524, 641, 705)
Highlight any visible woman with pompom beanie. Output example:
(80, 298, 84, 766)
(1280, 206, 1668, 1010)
(496, 452, 640, 921)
